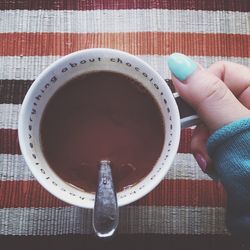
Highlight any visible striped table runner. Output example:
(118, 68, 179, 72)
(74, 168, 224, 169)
(0, 0, 249, 239)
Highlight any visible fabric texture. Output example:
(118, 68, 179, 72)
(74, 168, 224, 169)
(207, 117, 250, 234)
(0, 0, 249, 240)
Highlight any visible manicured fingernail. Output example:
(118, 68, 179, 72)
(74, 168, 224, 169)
(194, 154, 207, 173)
(167, 53, 197, 81)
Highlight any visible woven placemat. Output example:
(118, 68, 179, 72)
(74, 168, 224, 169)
(0, 0, 249, 237)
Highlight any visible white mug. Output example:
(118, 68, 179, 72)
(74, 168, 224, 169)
(18, 48, 198, 209)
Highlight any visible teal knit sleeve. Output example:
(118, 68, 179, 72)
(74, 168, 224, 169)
(207, 117, 250, 234)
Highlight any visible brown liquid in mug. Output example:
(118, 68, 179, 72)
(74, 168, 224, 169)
(40, 71, 165, 192)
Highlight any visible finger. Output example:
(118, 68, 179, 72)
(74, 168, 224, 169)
(208, 61, 250, 108)
(167, 53, 250, 132)
(191, 124, 211, 173)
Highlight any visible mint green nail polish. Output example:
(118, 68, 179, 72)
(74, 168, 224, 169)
(167, 53, 197, 81)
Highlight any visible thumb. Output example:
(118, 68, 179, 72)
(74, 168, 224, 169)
(167, 53, 250, 132)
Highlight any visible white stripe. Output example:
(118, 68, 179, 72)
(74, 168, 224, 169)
(0, 9, 249, 34)
(0, 153, 211, 181)
(0, 154, 35, 181)
(0, 55, 249, 80)
(0, 104, 21, 129)
(169, 153, 212, 180)
(0, 206, 228, 235)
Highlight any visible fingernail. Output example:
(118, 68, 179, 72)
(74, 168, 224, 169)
(194, 153, 207, 173)
(167, 53, 197, 81)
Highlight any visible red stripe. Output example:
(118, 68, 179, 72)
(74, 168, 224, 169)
(0, 33, 249, 57)
(0, 129, 21, 155)
(0, 179, 225, 208)
(0, 180, 66, 208)
(179, 129, 192, 153)
(135, 180, 225, 207)
(0, 0, 249, 12)
(0, 128, 192, 155)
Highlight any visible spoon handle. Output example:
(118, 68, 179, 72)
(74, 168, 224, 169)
(92, 160, 119, 237)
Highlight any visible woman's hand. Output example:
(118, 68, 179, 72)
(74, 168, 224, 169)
(167, 54, 250, 173)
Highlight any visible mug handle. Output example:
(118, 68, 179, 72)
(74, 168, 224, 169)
(165, 79, 199, 128)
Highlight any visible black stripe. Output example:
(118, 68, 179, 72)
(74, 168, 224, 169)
(0, 0, 249, 12)
(0, 80, 32, 104)
(0, 235, 249, 250)
(0, 79, 175, 105)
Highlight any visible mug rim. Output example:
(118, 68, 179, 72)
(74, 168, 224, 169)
(18, 48, 181, 208)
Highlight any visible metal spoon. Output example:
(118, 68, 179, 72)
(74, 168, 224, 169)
(92, 160, 119, 237)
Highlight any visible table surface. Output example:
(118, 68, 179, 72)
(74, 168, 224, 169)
(0, 0, 249, 248)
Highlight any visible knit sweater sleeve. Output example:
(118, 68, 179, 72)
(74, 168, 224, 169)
(207, 117, 250, 234)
